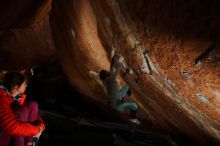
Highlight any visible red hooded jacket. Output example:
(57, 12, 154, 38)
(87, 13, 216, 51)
(0, 88, 42, 136)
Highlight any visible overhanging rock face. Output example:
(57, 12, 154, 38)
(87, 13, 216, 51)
(1, 0, 220, 145)
(50, 0, 220, 145)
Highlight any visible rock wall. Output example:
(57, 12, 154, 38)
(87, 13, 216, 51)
(0, 0, 55, 70)
(1, 0, 220, 145)
(0, 16, 56, 70)
(50, 0, 220, 145)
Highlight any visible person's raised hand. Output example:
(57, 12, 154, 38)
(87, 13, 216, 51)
(118, 56, 124, 63)
(111, 47, 116, 58)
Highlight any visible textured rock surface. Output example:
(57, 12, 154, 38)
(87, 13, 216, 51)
(1, 0, 220, 145)
(0, 18, 55, 69)
(0, 0, 55, 70)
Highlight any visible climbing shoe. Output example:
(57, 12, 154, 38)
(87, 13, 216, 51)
(130, 118, 141, 125)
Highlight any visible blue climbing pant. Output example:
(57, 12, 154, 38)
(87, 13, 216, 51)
(115, 84, 137, 119)
(118, 84, 130, 99)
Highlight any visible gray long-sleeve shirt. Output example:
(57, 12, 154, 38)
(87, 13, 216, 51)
(104, 62, 124, 107)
